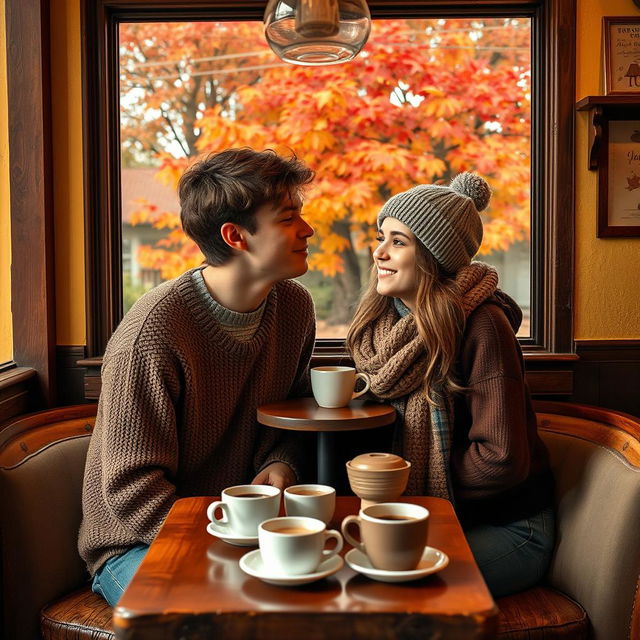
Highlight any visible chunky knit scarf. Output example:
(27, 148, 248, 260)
(350, 262, 499, 498)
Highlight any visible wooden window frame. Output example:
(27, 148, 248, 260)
(4, 0, 56, 407)
(80, 0, 575, 359)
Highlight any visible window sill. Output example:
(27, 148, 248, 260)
(78, 351, 578, 401)
(0, 367, 38, 427)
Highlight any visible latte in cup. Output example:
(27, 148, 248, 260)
(259, 516, 343, 575)
(341, 502, 429, 571)
(207, 485, 281, 537)
(274, 526, 315, 535)
(288, 488, 326, 496)
(284, 484, 336, 524)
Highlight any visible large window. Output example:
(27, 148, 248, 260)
(119, 18, 532, 337)
(83, 0, 574, 356)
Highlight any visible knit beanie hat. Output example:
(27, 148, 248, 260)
(377, 173, 491, 273)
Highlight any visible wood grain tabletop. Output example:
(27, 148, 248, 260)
(114, 495, 497, 640)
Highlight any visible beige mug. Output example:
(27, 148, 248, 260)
(311, 366, 371, 408)
(341, 502, 429, 571)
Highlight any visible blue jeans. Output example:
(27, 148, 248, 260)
(464, 506, 555, 599)
(91, 544, 150, 607)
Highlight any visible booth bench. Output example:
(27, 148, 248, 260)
(1, 401, 639, 640)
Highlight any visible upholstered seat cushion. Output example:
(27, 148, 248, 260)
(40, 584, 588, 640)
(41, 587, 114, 640)
(41, 586, 587, 640)
(497, 586, 589, 639)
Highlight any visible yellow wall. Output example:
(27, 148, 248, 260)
(51, 0, 85, 345)
(2, 0, 638, 349)
(575, 0, 640, 339)
(0, 0, 13, 363)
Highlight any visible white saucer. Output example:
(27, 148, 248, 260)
(345, 547, 449, 583)
(239, 549, 344, 586)
(206, 521, 258, 547)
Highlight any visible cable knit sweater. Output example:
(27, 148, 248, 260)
(78, 269, 315, 575)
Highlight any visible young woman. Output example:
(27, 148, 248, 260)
(347, 173, 554, 598)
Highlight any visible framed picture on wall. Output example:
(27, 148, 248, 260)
(603, 17, 640, 95)
(599, 119, 640, 237)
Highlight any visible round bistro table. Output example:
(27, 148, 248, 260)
(257, 397, 396, 486)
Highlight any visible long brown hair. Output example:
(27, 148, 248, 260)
(346, 243, 465, 405)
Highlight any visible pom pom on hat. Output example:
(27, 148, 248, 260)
(450, 172, 491, 212)
(377, 172, 490, 273)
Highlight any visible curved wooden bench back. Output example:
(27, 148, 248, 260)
(533, 400, 640, 640)
(0, 404, 98, 640)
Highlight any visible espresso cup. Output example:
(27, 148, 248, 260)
(284, 484, 336, 524)
(259, 516, 343, 575)
(311, 366, 371, 408)
(207, 484, 281, 537)
(341, 502, 429, 571)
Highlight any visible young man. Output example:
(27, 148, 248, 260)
(79, 148, 316, 606)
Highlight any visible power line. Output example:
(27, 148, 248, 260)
(131, 49, 272, 69)
(121, 46, 528, 85)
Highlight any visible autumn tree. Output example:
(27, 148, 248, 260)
(122, 18, 531, 324)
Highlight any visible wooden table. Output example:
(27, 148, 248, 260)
(113, 496, 498, 639)
(257, 397, 396, 485)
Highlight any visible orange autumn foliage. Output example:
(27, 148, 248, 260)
(122, 18, 531, 313)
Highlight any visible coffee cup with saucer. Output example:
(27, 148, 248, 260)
(341, 502, 429, 571)
(239, 516, 344, 586)
(206, 484, 281, 546)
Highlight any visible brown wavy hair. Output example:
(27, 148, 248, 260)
(346, 243, 465, 405)
(179, 148, 314, 266)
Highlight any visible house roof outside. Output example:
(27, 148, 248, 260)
(121, 167, 180, 224)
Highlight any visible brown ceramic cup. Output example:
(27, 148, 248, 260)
(341, 502, 429, 571)
(345, 453, 411, 509)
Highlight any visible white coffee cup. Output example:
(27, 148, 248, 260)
(311, 366, 371, 408)
(284, 484, 336, 524)
(258, 516, 343, 575)
(207, 484, 281, 537)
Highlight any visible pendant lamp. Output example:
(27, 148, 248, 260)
(264, 0, 371, 66)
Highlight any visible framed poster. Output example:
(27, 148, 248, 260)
(600, 119, 640, 237)
(603, 17, 640, 95)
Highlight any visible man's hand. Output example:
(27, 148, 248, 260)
(252, 462, 296, 491)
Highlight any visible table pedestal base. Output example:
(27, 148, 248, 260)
(317, 431, 335, 485)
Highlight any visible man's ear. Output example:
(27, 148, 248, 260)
(220, 222, 248, 251)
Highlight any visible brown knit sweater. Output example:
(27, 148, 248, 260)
(452, 295, 552, 524)
(78, 269, 315, 575)
(352, 286, 552, 526)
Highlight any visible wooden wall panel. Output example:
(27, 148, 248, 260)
(574, 341, 640, 418)
(55, 346, 89, 406)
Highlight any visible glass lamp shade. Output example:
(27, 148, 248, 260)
(264, 0, 371, 66)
